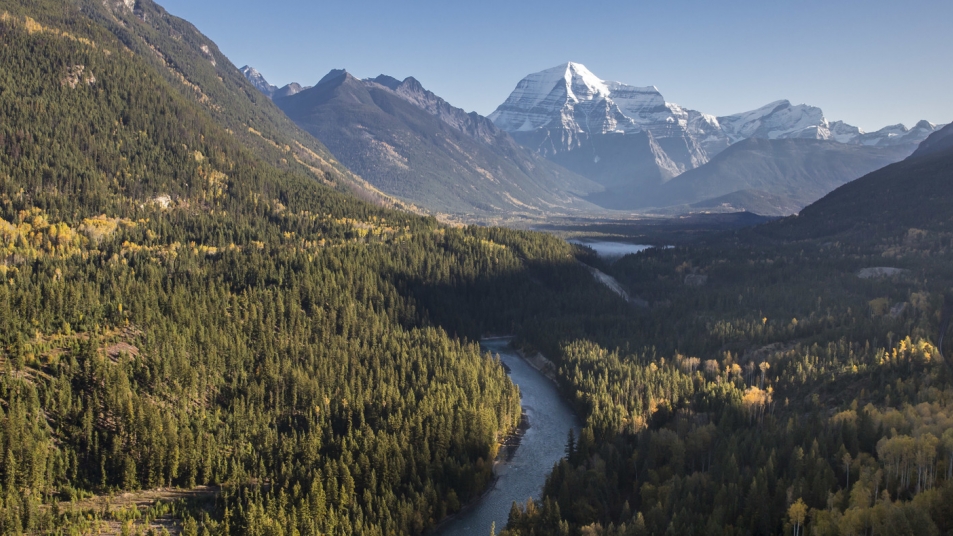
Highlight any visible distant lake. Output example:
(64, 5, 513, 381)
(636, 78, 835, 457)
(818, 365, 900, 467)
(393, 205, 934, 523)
(569, 239, 651, 259)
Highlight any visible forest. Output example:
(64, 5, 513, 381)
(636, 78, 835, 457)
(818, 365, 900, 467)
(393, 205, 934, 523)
(501, 207, 953, 535)
(0, 5, 626, 534)
(2, 0, 953, 534)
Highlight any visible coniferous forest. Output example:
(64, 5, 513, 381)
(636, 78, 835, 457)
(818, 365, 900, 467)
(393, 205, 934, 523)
(1, 0, 952, 535)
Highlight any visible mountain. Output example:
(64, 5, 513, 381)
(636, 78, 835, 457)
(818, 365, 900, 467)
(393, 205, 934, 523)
(715, 102, 939, 147)
(910, 122, 953, 159)
(0, 2, 629, 534)
(49, 0, 402, 208)
(240, 65, 277, 96)
(240, 66, 310, 99)
(271, 69, 604, 216)
(767, 123, 953, 239)
(491, 62, 942, 212)
(273, 82, 308, 99)
(718, 100, 828, 142)
(651, 138, 914, 215)
(488, 63, 722, 208)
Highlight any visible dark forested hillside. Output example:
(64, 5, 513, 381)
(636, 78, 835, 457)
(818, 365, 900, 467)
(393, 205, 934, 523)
(765, 143, 953, 241)
(0, 3, 630, 534)
(501, 139, 953, 535)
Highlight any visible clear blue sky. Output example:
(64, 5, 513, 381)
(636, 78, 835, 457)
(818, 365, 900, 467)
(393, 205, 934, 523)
(159, 0, 951, 131)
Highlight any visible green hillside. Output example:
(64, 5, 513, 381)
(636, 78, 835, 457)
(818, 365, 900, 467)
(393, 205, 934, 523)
(0, 3, 629, 534)
(500, 145, 953, 534)
(2, 0, 400, 207)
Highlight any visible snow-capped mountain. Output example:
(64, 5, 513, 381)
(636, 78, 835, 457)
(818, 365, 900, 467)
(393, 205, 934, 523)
(492, 62, 940, 162)
(240, 66, 310, 100)
(717, 100, 828, 142)
(269, 69, 603, 216)
(490, 62, 943, 212)
(489, 63, 629, 134)
(241, 60, 944, 216)
(857, 120, 940, 147)
(488, 62, 728, 195)
(240, 66, 277, 97)
(716, 101, 940, 147)
(488, 63, 725, 164)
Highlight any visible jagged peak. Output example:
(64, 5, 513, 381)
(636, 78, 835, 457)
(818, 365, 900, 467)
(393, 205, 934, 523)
(240, 65, 278, 97)
(399, 76, 425, 92)
(369, 75, 401, 90)
(316, 69, 350, 87)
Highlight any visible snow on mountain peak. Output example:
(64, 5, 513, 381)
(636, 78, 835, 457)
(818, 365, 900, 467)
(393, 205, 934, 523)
(488, 62, 619, 133)
(489, 62, 696, 136)
(491, 64, 940, 156)
(240, 65, 277, 97)
(490, 62, 739, 172)
(717, 100, 831, 142)
(564, 62, 611, 102)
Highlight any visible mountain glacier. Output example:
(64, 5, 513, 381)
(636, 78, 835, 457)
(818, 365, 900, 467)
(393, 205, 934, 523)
(488, 62, 723, 175)
(240, 62, 944, 215)
(489, 62, 942, 211)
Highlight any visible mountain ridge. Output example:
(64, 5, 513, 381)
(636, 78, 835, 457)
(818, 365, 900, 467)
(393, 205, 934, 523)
(764, 126, 953, 239)
(269, 68, 605, 217)
(239, 61, 945, 218)
(488, 62, 943, 213)
(650, 138, 916, 215)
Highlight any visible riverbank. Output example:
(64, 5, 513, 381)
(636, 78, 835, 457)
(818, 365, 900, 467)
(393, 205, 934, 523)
(427, 342, 530, 534)
(434, 338, 578, 535)
(427, 412, 530, 534)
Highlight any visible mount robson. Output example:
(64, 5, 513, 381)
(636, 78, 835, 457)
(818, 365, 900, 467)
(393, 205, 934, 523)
(488, 62, 941, 215)
(2, 0, 953, 535)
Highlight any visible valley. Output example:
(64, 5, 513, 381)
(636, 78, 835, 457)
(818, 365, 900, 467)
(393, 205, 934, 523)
(0, 0, 951, 535)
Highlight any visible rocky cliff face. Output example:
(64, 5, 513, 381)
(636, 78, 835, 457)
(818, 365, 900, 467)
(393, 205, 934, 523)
(270, 69, 603, 216)
(488, 63, 727, 175)
(240, 66, 277, 97)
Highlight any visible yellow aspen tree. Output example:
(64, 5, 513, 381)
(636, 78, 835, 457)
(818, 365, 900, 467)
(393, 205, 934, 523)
(788, 499, 807, 536)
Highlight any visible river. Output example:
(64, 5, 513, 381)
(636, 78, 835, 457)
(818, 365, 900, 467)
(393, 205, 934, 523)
(437, 339, 580, 535)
